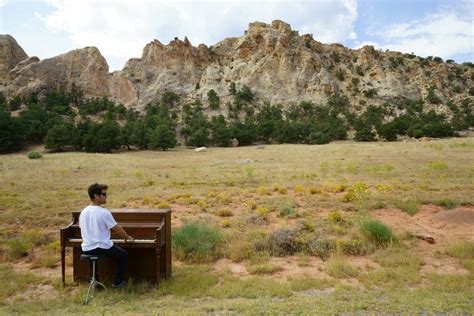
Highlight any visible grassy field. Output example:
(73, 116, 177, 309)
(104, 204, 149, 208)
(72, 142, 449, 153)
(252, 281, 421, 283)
(0, 138, 473, 314)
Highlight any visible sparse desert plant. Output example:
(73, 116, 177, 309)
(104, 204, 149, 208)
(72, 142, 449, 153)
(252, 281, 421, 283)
(157, 202, 170, 209)
(294, 185, 306, 194)
(297, 252, 311, 267)
(360, 220, 395, 246)
(257, 186, 269, 195)
(272, 183, 287, 194)
(221, 219, 231, 228)
(326, 256, 358, 278)
(246, 199, 257, 210)
(172, 221, 223, 262)
(308, 186, 322, 194)
(216, 208, 234, 217)
(247, 263, 282, 275)
(302, 234, 337, 260)
(5, 237, 31, 260)
(393, 199, 419, 216)
(436, 198, 458, 209)
(426, 160, 448, 170)
(27, 151, 42, 159)
(256, 207, 270, 221)
(342, 182, 370, 203)
(225, 238, 254, 262)
(31, 248, 58, 268)
(328, 210, 343, 223)
(337, 238, 373, 256)
(278, 205, 295, 217)
(446, 241, 474, 260)
(268, 228, 302, 256)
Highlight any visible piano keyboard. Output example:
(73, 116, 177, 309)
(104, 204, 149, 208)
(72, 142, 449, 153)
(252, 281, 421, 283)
(68, 238, 156, 244)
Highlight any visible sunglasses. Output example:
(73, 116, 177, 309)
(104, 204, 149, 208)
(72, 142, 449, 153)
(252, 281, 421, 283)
(99, 192, 107, 196)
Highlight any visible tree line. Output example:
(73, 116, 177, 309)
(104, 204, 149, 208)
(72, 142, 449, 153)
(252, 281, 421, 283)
(0, 85, 473, 154)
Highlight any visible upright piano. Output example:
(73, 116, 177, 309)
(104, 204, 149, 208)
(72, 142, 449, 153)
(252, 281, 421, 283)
(60, 208, 171, 286)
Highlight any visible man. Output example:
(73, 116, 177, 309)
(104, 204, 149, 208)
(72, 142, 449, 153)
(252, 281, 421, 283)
(79, 183, 134, 288)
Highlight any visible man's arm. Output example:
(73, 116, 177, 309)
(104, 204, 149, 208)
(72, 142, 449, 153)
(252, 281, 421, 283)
(111, 224, 134, 241)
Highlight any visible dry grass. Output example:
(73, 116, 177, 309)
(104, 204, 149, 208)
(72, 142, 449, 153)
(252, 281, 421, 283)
(0, 138, 473, 313)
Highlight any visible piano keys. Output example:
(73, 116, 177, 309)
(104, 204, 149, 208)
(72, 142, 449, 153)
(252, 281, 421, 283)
(60, 208, 171, 286)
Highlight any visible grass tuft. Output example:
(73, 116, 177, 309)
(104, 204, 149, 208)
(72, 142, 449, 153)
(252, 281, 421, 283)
(360, 220, 395, 246)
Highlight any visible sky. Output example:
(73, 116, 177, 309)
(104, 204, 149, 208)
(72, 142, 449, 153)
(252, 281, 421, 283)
(0, 0, 473, 71)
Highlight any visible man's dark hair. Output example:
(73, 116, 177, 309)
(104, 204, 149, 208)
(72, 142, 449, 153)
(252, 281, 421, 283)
(88, 183, 108, 200)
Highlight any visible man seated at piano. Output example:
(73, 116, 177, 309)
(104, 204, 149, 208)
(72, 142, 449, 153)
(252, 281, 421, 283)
(79, 183, 134, 289)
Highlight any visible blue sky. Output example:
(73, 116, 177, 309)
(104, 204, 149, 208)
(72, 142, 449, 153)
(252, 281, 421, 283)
(1, 0, 472, 71)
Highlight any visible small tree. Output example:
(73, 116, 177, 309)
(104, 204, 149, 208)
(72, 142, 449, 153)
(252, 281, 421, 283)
(207, 89, 220, 110)
(44, 122, 76, 151)
(148, 121, 177, 151)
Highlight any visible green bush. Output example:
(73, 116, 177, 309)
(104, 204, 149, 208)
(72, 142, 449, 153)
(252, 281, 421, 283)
(360, 220, 394, 246)
(172, 221, 223, 262)
(27, 151, 43, 159)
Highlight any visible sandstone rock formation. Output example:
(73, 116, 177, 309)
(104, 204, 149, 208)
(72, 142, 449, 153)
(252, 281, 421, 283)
(0, 35, 28, 86)
(5, 46, 110, 98)
(1, 20, 472, 113)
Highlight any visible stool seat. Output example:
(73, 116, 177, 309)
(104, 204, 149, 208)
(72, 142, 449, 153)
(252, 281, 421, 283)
(80, 254, 106, 261)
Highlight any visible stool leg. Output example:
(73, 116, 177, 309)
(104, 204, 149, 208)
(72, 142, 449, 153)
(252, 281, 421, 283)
(83, 259, 106, 305)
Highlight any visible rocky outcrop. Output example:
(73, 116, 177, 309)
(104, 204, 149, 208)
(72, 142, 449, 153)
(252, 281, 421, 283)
(1, 20, 472, 113)
(0, 35, 28, 86)
(5, 46, 110, 98)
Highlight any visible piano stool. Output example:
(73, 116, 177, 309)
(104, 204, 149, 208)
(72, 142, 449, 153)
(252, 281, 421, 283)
(80, 254, 107, 305)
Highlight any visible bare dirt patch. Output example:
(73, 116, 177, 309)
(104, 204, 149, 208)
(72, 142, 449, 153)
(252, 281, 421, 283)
(373, 205, 474, 244)
(373, 204, 473, 276)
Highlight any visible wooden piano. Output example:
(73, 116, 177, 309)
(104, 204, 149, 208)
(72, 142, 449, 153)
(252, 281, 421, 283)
(60, 208, 171, 286)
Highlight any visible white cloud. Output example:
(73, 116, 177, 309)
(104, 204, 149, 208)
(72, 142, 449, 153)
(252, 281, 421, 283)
(0, 0, 7, 8)
(37, 0, 358, 70)
(371, 8, 473, 60)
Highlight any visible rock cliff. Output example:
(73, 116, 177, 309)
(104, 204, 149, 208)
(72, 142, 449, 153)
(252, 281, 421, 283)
(1, 20, 472, 113)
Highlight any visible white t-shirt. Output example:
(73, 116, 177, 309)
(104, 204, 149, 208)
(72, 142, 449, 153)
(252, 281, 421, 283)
(79, 205, 118, 251)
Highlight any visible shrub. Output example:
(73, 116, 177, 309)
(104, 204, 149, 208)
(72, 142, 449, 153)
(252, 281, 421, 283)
(328, 210, 343, 223)
(268, 228, 302, 256)
(27, 151, 42, 159)
(225, 239, 253, 262)
(216, 208, 234, 217)
(436, 198, 457, 209)
(256, 207, 270, 221)
(157, 202, 170, 209)
(172, 221, 223, 262)
(278, 205, 295, 217)
(302, 235, 337, 259)
(337, 238, 373, 256)
(360, 220, 394, 246)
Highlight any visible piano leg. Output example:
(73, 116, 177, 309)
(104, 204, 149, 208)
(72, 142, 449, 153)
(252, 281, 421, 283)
(61, 246, 66, 287)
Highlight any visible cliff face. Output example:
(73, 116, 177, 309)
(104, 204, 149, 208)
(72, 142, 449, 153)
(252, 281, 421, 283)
(5, 46, 110, 98)
(0, 35, 28, 86)
(1, 20, 472, 112)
